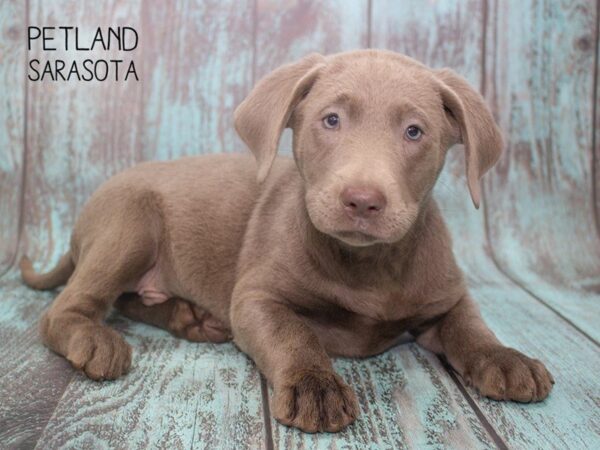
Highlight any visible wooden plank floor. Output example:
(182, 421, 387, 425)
(1, 0, 600, 448)
(1, 240, 599, 449)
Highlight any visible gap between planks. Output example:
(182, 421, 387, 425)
(260, 375, 275, 450)
(0, 0, 29, 281)
(592, 0, 600, 239)
(439, 357, 509, 450)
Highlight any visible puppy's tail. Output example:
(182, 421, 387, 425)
(20, 252, 75, 290)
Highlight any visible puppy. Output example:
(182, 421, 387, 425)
(21, 50, 553, 433)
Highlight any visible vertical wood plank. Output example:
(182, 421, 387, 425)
(23, 0, 145, 268)
(371, 0, 483, 85)
(0, 0, 25, 275)
(594, 9, 600, 239)
(254, 0, 369, 154)
(255, 0, 369, 79)
(139, 0, 254, 160)
(483, 0, 600, 338)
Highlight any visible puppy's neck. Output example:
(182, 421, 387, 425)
(298, 197, 430, 286)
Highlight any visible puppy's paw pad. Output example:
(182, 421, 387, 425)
(66, 325, 132, 381)
(271, 369, 358, 433)
(465, 347, 554, 402)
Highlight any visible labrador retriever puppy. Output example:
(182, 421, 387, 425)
(21, 50, 554, 433)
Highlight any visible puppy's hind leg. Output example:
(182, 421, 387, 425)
(40, 221, 158, 381)
(114, 295, 232, 343)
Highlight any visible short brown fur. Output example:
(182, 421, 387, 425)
(22, 50, 553, 433)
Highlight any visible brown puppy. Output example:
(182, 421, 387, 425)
(21, 50, 554, 433)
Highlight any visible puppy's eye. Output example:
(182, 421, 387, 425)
(323, 113, 340, 129)
(405, 125, 422, 141)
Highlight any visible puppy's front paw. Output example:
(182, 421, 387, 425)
(271, 369, 359, 433)
(66, 325, 132, 381)
(464, 347, 554, 402)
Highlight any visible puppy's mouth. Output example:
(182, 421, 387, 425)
(332, 230, 381, 246)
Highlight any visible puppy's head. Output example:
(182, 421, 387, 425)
(235, 50, 503, 247)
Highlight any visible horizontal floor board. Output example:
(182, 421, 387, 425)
(270, 343, 497, 450)
(0, 272, 75, 449)
(459, 256, 600, 449)
(33, 318, 266, 450)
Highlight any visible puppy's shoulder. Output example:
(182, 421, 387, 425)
(409, 199, 464, 290)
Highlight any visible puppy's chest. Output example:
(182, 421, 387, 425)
(292, 287, 441, 357)
(329, 285, 430, 322)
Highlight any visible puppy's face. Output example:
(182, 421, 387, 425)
(292, 56, 455, 246)
(234, 50, 502, 247)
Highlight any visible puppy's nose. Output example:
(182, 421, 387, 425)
(341, 186, 386, 218)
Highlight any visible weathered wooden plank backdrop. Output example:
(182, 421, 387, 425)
(0, 0, 25, 277)
(1, 0, 599, 449)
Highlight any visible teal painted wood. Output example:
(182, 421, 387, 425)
(370, 0, 484, 86)
(483, 0, 600, 340)
(35, 320, 265, 449)
(592, 23, 600, 237)
(254, 0, 369, 78)
(0, 271, 266, 449)
(596, 25, 600, 238)
(2, 1, 599, 449)
(0, 0, 25, 276)
(139, 0, 254, 160)
(462, 257, 600, 450)
(270, 345, 497, 450)
(418, 135, 600, 448)
(254, 0, 369, 155)
(0, 271, 75, 449)
(23, 0, 145, 269)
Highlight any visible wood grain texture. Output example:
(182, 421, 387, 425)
(462, 257, 600, 450)
(0, 270, 74, 449)
(483, 0, 600, 339)
(596, 21, 600, 238)
(22, 0, 145, 269)
(34, 317, 265, 450)
(371, 0, 483, 85)
(2, 1, 600, 449)
(254, 0, 369, 78)
(0, 0, 25, 276)
(139, 0, 254, 160)
(254, 0, 369, 154)
(270, 344, 497, 450)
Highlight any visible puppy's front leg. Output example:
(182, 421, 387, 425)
(231, 289, 358, 433)
(416, 295, 554, 402)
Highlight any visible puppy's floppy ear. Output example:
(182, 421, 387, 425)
(234, 53, 326, 183)
(435, 69, 503, 209)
